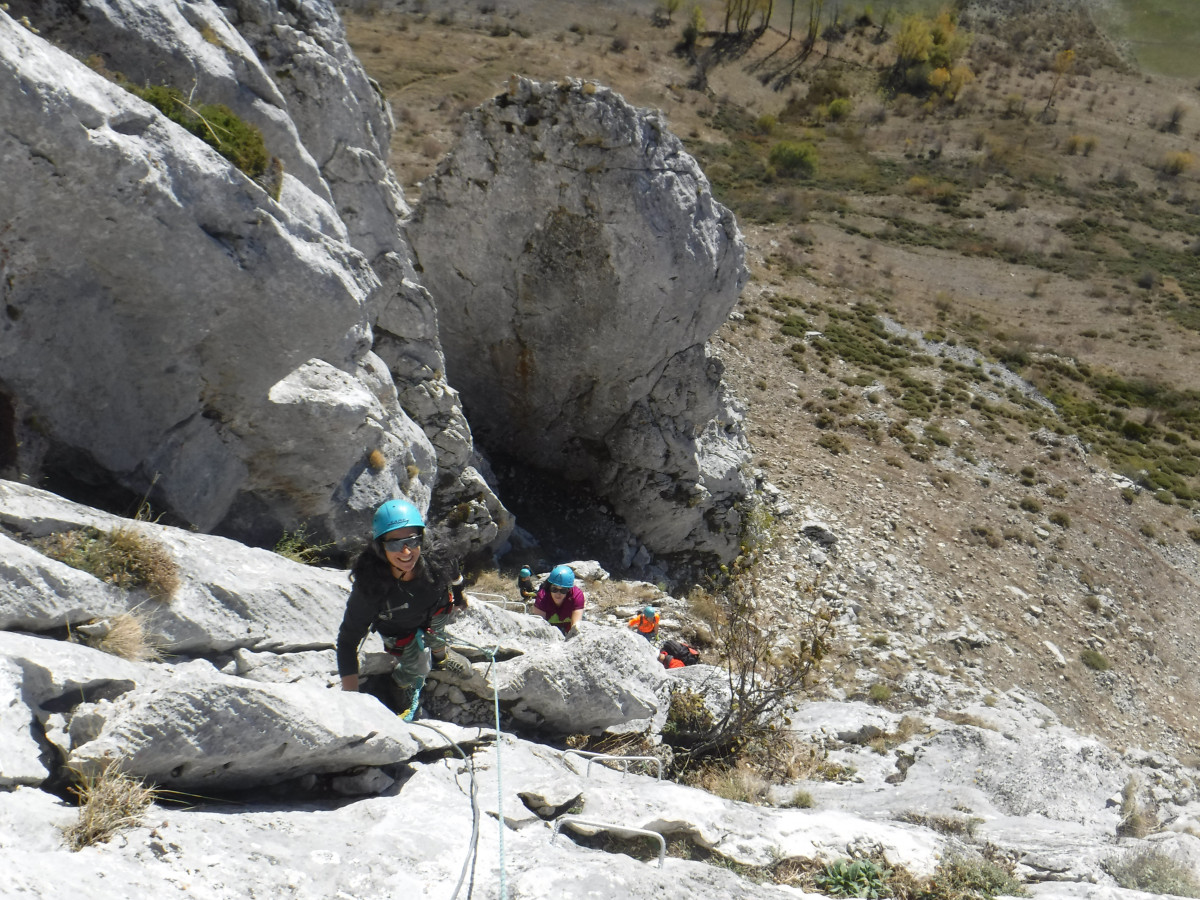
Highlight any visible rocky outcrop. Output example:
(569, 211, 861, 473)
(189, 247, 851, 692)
(0, 3, 508, 554)
(0, 481, 351, 653)
(408, 76, 753, 567)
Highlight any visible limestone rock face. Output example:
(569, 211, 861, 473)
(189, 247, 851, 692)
(0, 3, 508, 554)
(409, 76, 753, 566)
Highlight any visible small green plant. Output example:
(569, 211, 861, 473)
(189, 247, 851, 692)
(1049, 511, 1071, 529)
(1019, 496, 1042, 513)
(816, 858, 891, 898)
(868, 683, 893, 703)
(786, 789, 815, 808)
(1105, 848, 1200, 896)
(274, 524, 333, 566)
(1080, 649, 1111, 671)
(36, 526, 179, 601)
(63, 763, 156, 851)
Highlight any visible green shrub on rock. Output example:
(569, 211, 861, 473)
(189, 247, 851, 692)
(125, 83, 282, 197)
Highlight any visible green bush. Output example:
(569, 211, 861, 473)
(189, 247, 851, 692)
(817, 433, 850, 455)
(768, 141, 818, 178)
(1080, 649, 1111, 671)
(664, 688, 715, 736)
(828, 97, 853, 121)
(275, 524, 334, 565)
(816, 859, 890, 899)
(924, 854, 1027, 900)
(1106, 848, 1200, 897)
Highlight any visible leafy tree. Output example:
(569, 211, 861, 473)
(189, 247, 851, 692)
(723, 0, 772, 34)
(1041, 48, 1075, 120)
(889, 11, 972, 97)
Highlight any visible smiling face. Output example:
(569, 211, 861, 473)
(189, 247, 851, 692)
(380, 526, 422, 579)
(548, 585, 568, 605)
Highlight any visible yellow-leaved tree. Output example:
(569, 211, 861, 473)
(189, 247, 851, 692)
(890, 9, 972, 98)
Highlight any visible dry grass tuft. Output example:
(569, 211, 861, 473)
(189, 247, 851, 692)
(37, 526, 179, 601)
(684, 759, 772, 805)
(936, 709, 999, 731)
(63, 762, 155, 851)
(81, 609, 163, 662)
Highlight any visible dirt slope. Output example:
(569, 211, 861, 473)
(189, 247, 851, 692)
(344, 0, 1200, 756)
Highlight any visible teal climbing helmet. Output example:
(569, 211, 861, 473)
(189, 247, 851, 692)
(548, 564, 575, 589)
(372, 498, 425, 540)
(643, 605, 656, 618)
(519, 566, 532, 578)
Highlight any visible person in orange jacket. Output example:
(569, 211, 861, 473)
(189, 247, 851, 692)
(627, 605, 659, 642)
(658, 649, 686, 669)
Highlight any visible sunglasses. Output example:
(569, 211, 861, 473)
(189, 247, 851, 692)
(382, 535, 421, 553)
(548, 586, 568, 595)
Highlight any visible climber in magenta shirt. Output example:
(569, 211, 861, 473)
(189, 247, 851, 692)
(533, 564, 585, 639)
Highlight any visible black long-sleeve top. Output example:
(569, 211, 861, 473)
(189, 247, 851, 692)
(335, 550, 462, 677)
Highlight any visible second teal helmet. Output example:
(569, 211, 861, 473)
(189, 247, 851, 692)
(372, 498, 425, 540)
(643, 605, 656, 618)
(548, 564, 575, 589)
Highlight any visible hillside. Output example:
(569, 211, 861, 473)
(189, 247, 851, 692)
(343, 0, 1200, 758)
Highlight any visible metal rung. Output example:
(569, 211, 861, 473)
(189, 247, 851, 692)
(551, 816, 666, 868)
(465, 591, 527, 614)
(563, 750, 663, 780)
